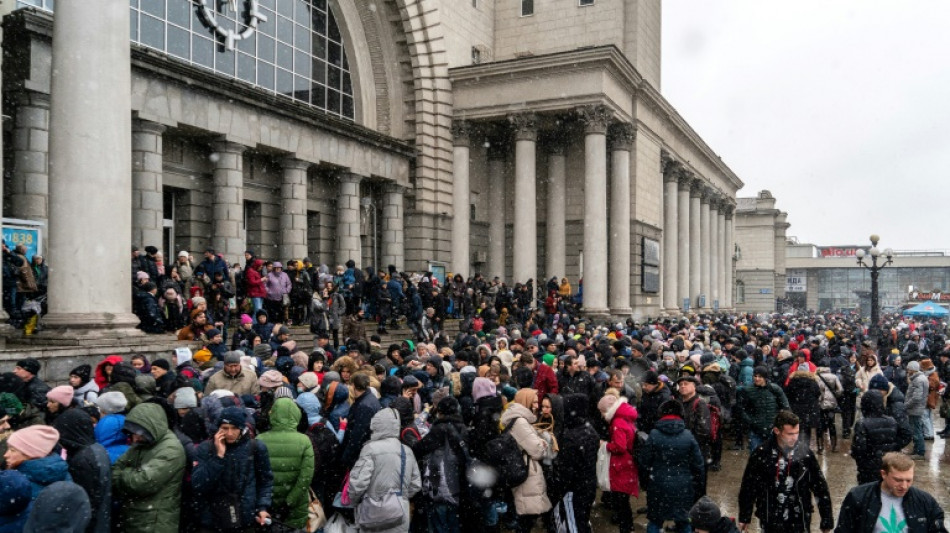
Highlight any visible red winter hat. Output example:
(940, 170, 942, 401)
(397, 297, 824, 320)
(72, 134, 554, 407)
(788, 341, 799, 351)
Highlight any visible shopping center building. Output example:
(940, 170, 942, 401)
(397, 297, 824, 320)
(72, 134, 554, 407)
(0, 0, 743, 335)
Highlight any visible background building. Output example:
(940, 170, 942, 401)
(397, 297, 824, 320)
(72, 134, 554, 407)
(733, 190, 788, 313)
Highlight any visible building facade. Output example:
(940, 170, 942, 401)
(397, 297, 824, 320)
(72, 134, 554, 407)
(733, 190, 789, 313)
(1, 0, 742, 331)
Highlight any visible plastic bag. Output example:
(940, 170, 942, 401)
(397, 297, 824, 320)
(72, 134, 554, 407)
(596, 442, 611, 492)
(324, 513, 358, 533)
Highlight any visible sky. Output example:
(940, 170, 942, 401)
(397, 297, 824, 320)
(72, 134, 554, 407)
(661, 1, 950, 251)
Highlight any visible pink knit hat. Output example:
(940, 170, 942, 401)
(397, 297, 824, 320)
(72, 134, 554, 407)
(46, 385, 74, 407)
(471, 377, 496, 402)
(8, 425, 60, 459)
(240, 314, 253, 325)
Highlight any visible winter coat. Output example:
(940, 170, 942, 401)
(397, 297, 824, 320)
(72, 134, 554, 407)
(245, 261, 266, 298)
(136, 292, 165, 333)
(638, 382, 673, 435)
(816, 369, 842, 411)
(851, 392, 912, 484)
(926, 370, 940, 410)
(257, 398, 315, 528)
(55, 409, 112, 533)
(348, 408, 422, 533)
(603, 398, 640, 496)
(22, 481, 91, 533)
(738, 435, 834, 532)
(469, 394, 503, 460)
(412, 413, 469, 504)
(906, 372, 929, 416)
(737, 382, 789, 437)
(737, 357, 755, 387)
(557, 369, 595, 398)
(855, 361, 883, 393)
(341, 390, 381, 469)
(205, 367, 261, 397)
(94, 414, 130, 464)
(500, 402, 552, 516)
(0, 470, 32, 533)
(552, 394, 598, 512)
(534, 363, 559, 399)
(786, 371, 821, 428)
(342, 315, 367, 344)
(637, 416, 705, 523)
(111, 403, 186, 533)
(265, 271, 292, 302)
(679, 394, 711, 461)
(17, 454, 71, 498)
(883, 364, 908, 395)
(834, 482, 947, 533)
(73, 380, 100, 406)
(192, 435, 274, 530)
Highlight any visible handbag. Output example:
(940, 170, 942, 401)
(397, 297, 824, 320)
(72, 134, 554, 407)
(324, 513, 358, 533)
(281, 293, 290, 306)
(356, 444, 408, 531)
(305, 489, 327, 533)
(596, 441, 611, 492)
(332, 471, 354, 509)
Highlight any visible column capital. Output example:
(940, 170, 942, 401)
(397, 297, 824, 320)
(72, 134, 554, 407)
(451, 120, 472, 147)
(663, 159, 681, 183)
(577, 104, 611, 135)
(280, 157, 310, 171)
(677, 169, 693, 190)
(337, 171, 363, 185)
(508, 112, 538, 141)
(132, 118, 167, 136)
(545, 138, 566, 156)
(210, 139, 246, 155)
(708, 193, 722, 211)
(724, 204, 735, 219)
(383, 181, 407, 195)
(15, 90, 50, 108)
(690, 177, 704, 197)
(608, 122, 636, 151)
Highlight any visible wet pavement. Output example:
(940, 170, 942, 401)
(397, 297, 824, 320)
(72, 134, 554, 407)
(587, 425, 950, 532)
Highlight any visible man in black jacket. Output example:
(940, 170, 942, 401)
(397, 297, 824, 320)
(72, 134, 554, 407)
(835, 452, 946, 533)
(850, 390, 912, 485)
(54, 409, 112, 533)
(738, 410, 834, 533)
(341, 373, 382, 470)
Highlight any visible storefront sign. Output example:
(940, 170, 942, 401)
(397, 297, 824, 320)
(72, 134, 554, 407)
(819, 247, 866, 258)
(786, 270, 807, 292)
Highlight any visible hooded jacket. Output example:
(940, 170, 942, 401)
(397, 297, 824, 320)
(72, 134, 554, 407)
(851, 392, 912, 484)
(111, 403, 186, 533)
(603, 397, 640, 496)
(786, 370, 821, 428)
(22, 481, 91, 533)
(17, 454, 72, 499)
(192, 431, 274, 529)
(257, 398, 315, 528)
(94, 356, 124, 390)
(638, 415, 706, 523)
(348, 408, 422, 533)
(552, 394, 599, 512)
(0, 470, 32, 533)
(54, 410, 112, 533)
(906, 371, 929, 417)
(500, 402, 552, 515)
(94, 413, 130, 464)
(72, 380, 100, 406)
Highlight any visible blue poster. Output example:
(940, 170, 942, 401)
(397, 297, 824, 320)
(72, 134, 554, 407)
(2, 225, 41, 261)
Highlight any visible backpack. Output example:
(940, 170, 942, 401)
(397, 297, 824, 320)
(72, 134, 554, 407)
(400, 426, 421, 444)
(484, 421, 529, 488)
(694, 397, 721, 442)
(423, 435, 463, 505)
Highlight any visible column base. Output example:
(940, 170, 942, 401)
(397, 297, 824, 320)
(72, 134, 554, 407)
(33, 312, 144, 344)
(583, 307, 611, 322)
(610, 308, 633, 318)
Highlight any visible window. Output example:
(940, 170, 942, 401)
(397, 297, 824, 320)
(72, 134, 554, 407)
(471, 47, 481, 64)
(521, 0, 533, 16)
(579, 0, 594, 5)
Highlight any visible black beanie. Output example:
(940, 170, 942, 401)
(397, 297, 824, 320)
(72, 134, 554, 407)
(69, 364, 92, 385)
(436, 396, 460, 417)
(689, 496, 722, 530)
(151, 359, 171, 371)
(659, 399, 684, 419)
(16, 358, 41, 376)
(753, 366, 770, 380)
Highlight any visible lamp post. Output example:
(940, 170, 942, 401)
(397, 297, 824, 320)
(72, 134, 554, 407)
(855, 234, 893, 345)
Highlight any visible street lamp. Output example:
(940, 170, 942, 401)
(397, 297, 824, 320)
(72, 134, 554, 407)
(855, 234, 894, 345)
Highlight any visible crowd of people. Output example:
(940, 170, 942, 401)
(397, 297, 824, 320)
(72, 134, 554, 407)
(3, 259, 950, 533)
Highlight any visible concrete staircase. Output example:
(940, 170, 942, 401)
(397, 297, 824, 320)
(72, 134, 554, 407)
(285, 318, 462, 352)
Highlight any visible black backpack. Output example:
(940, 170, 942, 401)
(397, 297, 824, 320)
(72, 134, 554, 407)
(484, 421, 529, 488)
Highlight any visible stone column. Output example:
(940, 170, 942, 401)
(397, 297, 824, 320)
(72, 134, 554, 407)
(724, 204, 735, 309)
(131, 118, 166, 250)
(677, 170, 691, 311)
(578, 105, 610, 317)
(509, 113, 538, 285)
(10, 92, 50, 224)
(487, 145, 507, 280)
(688, 177, 701, 309)
(381, 183, 406, 271)
(279, 157, 309, 261)
(44, 0, 140, 334)
(545, 142, 566, 281)
(717, 206, 728, 311)
(709, 197, 720, 309)
(661, 152, 679, 312)
(336, 173, 363, 265)
(210, 140, 246, 264)
(451, 120, 471, 278)
(700, 190, 712, 309)
(609, 123, 634, 316)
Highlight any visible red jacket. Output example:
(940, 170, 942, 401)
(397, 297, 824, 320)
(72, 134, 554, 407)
(94, 355, 125, 390)
(245, 260, 266, 298)
(606, 400, 640, 496)
(533, 363, 559, 398)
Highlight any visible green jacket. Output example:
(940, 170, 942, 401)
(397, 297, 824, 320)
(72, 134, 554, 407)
(257, 398, 315, 528)
(112, 403, 186, 533)
(738, 382, 789, 437)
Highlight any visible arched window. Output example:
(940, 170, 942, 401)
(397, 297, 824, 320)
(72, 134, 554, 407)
(126, 0, 355, 119)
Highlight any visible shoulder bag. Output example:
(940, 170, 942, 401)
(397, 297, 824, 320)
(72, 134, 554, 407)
(356, 444, 407, 531)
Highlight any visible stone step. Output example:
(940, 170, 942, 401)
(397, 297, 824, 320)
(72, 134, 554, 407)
(285, 319, 461, 352)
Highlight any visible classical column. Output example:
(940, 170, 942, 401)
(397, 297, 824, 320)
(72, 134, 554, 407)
(709, 197, 720, 310)
(509, 113, 538, 285)
(336, 173, 363, 265)
(451, 120, 471, 278)
(578, 104, 610, 316)
(661, 153, 679, 312)
(717, 205, 728, 312)
(131, 118, 166, 250)
(677, 170, 691, 311)
(700, 190, 712, 309)
(44, 0, 140, 333)
(688, 177, 701, 309)
(279, 157, 309, 261)
(210, 140, 246, 264)
(487, 145, 507, 280)
(381, 183, 406, 271)
(10, 92, 50, 224)
(609, 123, 635, 315)
(545, 141, 566, 281)
(724, 204, 735, 309)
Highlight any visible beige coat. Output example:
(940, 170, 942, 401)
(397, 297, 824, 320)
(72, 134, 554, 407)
(500, 402, 552, 516)
(204, 367, 261, 397)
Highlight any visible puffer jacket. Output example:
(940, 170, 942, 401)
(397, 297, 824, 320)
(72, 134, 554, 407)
(737, 381, 789, 437)
(0, 470, 32, 532)
(72, 380, 100, 405)
(95, 414, 130, 464)
(192, 434, 274, 529)
(348, 408, 422, 533)
(906, 372, 929, 417)
(112, 403, 186, 533)
(737, 357, 755, 387)
(637, 415, 705, 523)
(603, 397, 640, 496)
(785, 371, 821, 428)
(16, 454, 71, 498)
(257, 398, 315, 528)
(815, 369, 842, 411)
(851, 392, 911, 484)
(501, 402, 552, 516)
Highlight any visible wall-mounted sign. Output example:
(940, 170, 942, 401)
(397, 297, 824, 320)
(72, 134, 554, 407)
(642, 238, 660, 293)
(819, 247, 867, 258)
(2, 218, 44, 262)
(196, 0, 268, 51)
(786, 270, 806, 292)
